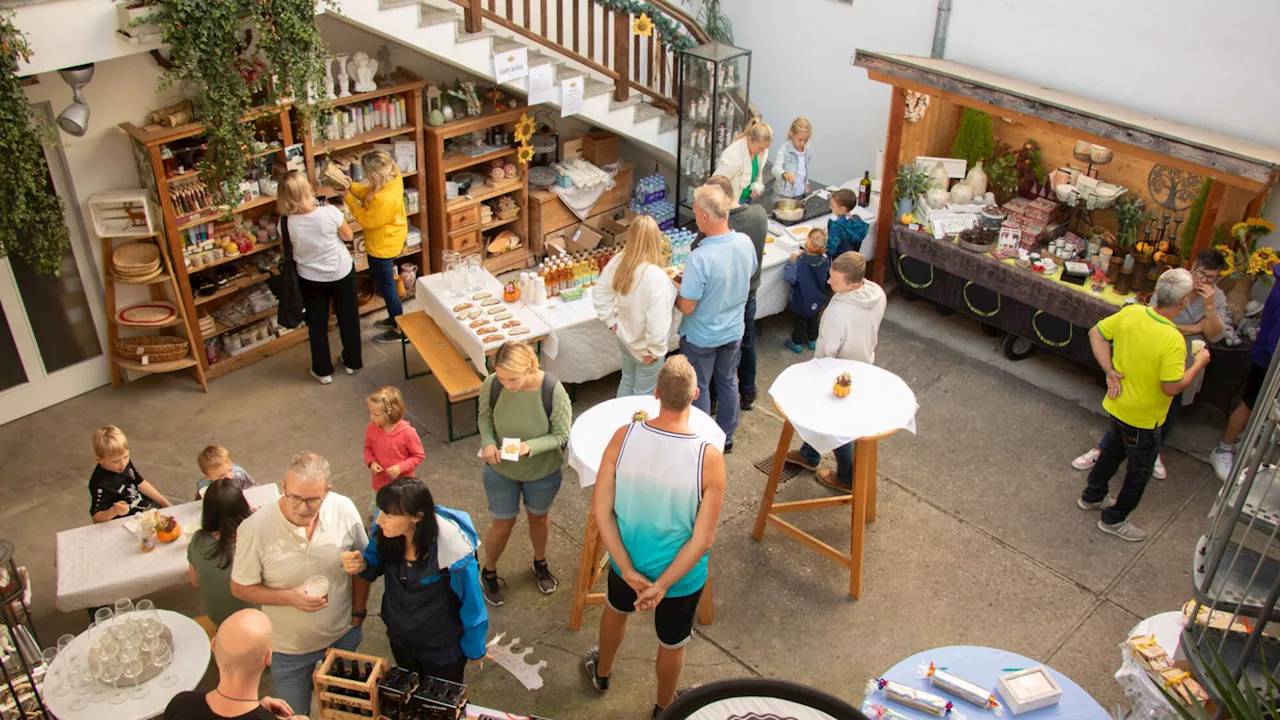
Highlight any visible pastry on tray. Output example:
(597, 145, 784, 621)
(482, 334, 504, 343)
(493, 312, 513, 322)
(486, 306, 506, 315)
(508, 327, 530, 335)
(480, 298, 501, 307)
(452, 302, 473, 313)
(502, 320, 521, 329)
(464, 309, 482, 320)
(471, 292, 491, 300)
(469, 318, 489, 329)
(473, 325, 498, 335)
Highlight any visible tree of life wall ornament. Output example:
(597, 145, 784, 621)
(1147, 164, 1203, 212)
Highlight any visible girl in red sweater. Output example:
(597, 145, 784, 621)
(364, 386, 425, 507)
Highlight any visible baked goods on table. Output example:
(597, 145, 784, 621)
(452, 302, 474, 313)
(480, 298, 501, 307)
(632, 410, 650, 423)
(502, 320, 521, 329)
(508, 327, 530, 335)
(482, 334, 504, 343)
(471, 292, 491, 300)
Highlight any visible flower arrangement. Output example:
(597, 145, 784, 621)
(893, 163, 930, 202)
(1233, 217, 1275, 250)
(1248, 247, 1280, 279)
(1112, 195, 1147, 249)
(1214, 244, 1237, 277)
(514, 113, 536, 143)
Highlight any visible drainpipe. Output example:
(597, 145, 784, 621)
(931, 0, 952, 59)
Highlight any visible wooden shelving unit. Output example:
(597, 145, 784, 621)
(425, 105, 537, 276)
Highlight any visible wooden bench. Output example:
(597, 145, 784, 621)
(396, 311, 483, 442)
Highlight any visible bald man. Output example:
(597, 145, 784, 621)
(163, 609, 305, 720)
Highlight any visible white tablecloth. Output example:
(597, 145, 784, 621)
(530, 294, 682, 385)
(55, 485, 281, 612)
(418, 271, 553, 374)
(1115, 612, 1184, 720)
(45, 610, 212, 720)
(567, 396, 725, 487)
(768, 358, 917, 454)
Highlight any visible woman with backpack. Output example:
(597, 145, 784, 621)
(477, 340, 572, 606)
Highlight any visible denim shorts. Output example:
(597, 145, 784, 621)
(482, 466, 562, 520)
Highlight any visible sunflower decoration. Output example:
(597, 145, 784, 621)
(1215, 244, 1237, 277)
(1249, 246, 1280, 278)
(514, 113, 536, 144)
(633, 12, 654, 37)
(517, 141, 535, 166)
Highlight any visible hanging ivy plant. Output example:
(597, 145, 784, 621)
(148, 0, 330, 208)
(695, 0, 732, 45)
(0, 13, 71, 275)
(594, 0, 698, 52)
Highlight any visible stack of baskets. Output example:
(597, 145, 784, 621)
(113, 335, 190, 365)
(111, 242, 163, 283)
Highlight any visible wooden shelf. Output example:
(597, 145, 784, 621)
(120, 103, 292, 146)
(311, 126, 415, 156)
(193, 271, 272, 306)
(315, 170, 419, 199)
(481, 214, 521, 233)
(483, 247, 533, 275)
(109, 272, 172, 286)
(431, 106, 530, 140)
(205, 328, 309, 380)
(176, 194, 278, 232)
(111, 355, 199, 373)
(443, 147, 517, 173)
(111, 313, 187, 329)
(354, 245, 422, 273)
(213, 307, 277, 336)
(318, 72, 427, 110)
(188, 242, 279, 274)
(448, 178, 523, 211)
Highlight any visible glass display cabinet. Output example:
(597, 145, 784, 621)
(676, 43, 751, 218)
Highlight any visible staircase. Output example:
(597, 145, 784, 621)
(330, 0, 709, 160)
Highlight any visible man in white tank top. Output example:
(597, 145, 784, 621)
(582, 356, 727, 719)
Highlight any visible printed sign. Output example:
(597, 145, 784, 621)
(494, 47, 529, 83)
(528, 63, 555, 105)
(561, 76, 584, 117)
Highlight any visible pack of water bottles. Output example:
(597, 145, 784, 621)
(634, 174, 666, 206)
(665, 228, 696, 267)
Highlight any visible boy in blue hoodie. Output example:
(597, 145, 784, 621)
(784, 229, 831, 352)
(1210, 264, 1280, 481)
(826, 188, 868, 258)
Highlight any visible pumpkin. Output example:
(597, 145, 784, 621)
(156, 514, 181, 543)
(503, 282, 521, 303)
(833, 372, 852, 399)
(901, 213, 914, 225)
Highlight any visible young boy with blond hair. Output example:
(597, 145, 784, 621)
(783, 229, 831, 353)
(195, 446, 257, 499)
(90, 426, 172, 523)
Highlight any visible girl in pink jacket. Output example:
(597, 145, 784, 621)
(364, 386, 425, 500)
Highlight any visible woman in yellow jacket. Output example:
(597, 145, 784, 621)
(346, 151, 408, 343)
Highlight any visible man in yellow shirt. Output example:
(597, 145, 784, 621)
(1080, 269, 1210, 541)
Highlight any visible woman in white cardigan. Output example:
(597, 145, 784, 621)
(592, 215, 676, 397)
(712, 121, 773, 204)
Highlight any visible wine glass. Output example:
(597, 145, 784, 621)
(152, 643, 177, 688)
(69, 667, 91, 711)
(99, 662, 126, 705)
(40, 647, 66, 697)
(123, 657, 147, 700)
(59, 634, 83, 678)
(113, 597, 134, 618)
(137, 600, 163, 639)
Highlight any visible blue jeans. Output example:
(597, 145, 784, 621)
(680, 336, 742, 442)
(617, 336, 665, 397)
(1083, 414, 1162, 525)
(1097, 394, 1181, 448)
(482, 466, 562, 520)
(271, 625, 363, 714)
(799, 442, 854, 486)
(739, 295, 758, 397)
(367, 255, 403, 320)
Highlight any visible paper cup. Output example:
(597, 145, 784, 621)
(1192, 339, 1206, 355)
(304, 574, 330, 597)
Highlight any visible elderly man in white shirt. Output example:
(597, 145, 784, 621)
(231, 452, 369, 715)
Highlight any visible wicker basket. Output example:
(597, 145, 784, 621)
(114, 335, 190, 363)
(113, 242, 161, 268)
(497, 207, 520, 221)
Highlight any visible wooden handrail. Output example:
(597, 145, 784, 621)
(648, 0, 711, 44)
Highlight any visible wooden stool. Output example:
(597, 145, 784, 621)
(568, 513, 714, 630)
(752, 406, 899, 599)
(194, 614, 217, 640)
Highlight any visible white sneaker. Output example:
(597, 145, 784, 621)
(1210, 448, 1234, 482)
(1153, 455, 1166, 481)
(1098, 519, 1146, 542)
(309, 369, 333, 385)
(1072, 448, 1100, 471)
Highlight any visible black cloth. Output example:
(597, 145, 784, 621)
(692, 204, 768, 297)
(1083, 414, 1162, 525)
(389, 643, 466, 684)
(89, 461, 157, 517)
(791, 315, 820, 346)
(275, 217, 306, 329)
(606, 567, 703, 648)
(358, 533, 465, 666)
(299, 269, 363, 377)
(163, 691, 276, 720)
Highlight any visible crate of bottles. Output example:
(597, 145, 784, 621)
(635, 174, 667, 206)
(665, 228, 695, 267)
(312, 648, 387, 719)
(537, 245, 618, 297)
(409, 675, 468, 720)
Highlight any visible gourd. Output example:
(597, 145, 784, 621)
(833, 372, 852, 398)
(503, 282, 521, 303)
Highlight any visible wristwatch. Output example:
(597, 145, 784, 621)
(351, 610, 368, 619)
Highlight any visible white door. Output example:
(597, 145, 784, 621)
(0, 105, 109, 426)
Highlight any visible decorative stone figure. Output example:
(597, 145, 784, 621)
(349, 52, 379, 94)
(334, 53, 351, 98)
(323, 56, 337, 101)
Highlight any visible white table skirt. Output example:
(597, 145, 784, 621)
(418, 271, 553, 375)
(45, 610, 212, 720)
(568, 396, 725, 488)
(55, 485, 281, 612)
(532, 295, 682, 385)
(768, 358, 917, 454)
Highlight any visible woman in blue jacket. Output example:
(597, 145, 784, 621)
(344, 478, 488, 682)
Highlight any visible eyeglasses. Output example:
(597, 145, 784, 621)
(283, 493, 326, 508)
(1193, 268, 1220, 282)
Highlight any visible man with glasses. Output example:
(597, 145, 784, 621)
(232, 452, 369, 714)
(1072, 248, 1227, 480)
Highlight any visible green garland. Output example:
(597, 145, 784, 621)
(950, 108, 993, 169)
(1180, 179, 1211, 258)
(593, 0, 698, 52)
(0, 12, 70, 275)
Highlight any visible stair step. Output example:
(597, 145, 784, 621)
(608, 95, 642, 112)
(659, 114, 679, 133)
(632, 102, 664, 124)
(1192, 534, 1280, 618)
(453, 19, 496, 41)
(528, 51, 560, 68)
(582, 77, 612, 98)
(419, 4, 459, 26)
(491, 38, 525, 54)
(380, 0, 419, 8)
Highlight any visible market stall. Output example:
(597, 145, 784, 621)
(854, 51, 1280, 395)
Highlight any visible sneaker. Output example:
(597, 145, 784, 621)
(740, 391, 756, 411)
(309, 369, 333, 385)
(1098, 519, 1146, 542)
(1071, 448, 1100, 471)
(784, 340, 804, 353)
(1153, 455, 1166, 481)
(374, 317, 396, 329)
(1211, 447, 1235, 482)
(583, 647, 609, 691)
(339, 359, 359, 375)
(373, 329, 403, 344)
(784, 449, 819, 471)
(653, 689, 690, 719)
(481, 569, 506, 606)
(533, 560, 558, 594)
(723, 439, 734, 455)
(1077, 496, 1115, 511)
(816, 469, 852, 492)
(807, 340, 817, 350)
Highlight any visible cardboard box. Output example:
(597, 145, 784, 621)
(601, 208, 639, 245)
(566, 223, 603, 252)
(582, 130, 619, 166)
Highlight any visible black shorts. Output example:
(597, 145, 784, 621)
(606, 568, 703, 649)
(1244, 363, 1267, 410)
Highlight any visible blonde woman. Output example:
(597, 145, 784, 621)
(477, 341, 572, 606)
(771, 118, 812, 199)
(277, 170, 361, 384)
(592, 215, 676, 396)
(713, 120, 772, 204)
(344, 151, 408, 344)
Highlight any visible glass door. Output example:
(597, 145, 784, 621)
(0, 105, 108, 426)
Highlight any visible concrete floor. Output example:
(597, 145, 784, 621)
(0, 290, 1224, 719)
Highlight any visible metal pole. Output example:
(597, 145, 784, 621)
(930, 0, 952, 59)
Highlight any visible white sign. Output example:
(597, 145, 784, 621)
(527, 63, 555, 105)
(561, 76, 584, 117)
(493, 47, 529, 83)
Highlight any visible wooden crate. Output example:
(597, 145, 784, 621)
(312, 648, 387, 720)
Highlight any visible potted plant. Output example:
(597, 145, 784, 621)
(1221, 217, 1277, 317)
(1112, 195, 1146, 251)
(985, 144, 1018, 204)
(893, 163, 929, 218)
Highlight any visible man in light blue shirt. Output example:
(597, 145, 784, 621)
(675, 183, 758, 450)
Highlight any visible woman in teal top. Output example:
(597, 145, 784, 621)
(187, 478, 258, 626)
(477, 340, 572, 607)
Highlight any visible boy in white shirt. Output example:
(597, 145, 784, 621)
(785, 251, 887, 490)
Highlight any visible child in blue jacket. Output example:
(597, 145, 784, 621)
(346, 478, 488, 683)
(826, 188, 868, 258)
(784, 229, 831, 352)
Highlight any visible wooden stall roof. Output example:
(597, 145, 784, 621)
(854, 51, 1280, 191)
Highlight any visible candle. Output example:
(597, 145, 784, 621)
(1123, 253, 1135, 270)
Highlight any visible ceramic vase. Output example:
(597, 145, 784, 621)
(323, 57, 336, 101)
(334, 53, 351, 98)
(897, 197, 914, 217)
(926, 186, 950, 210)
(949, 182, 974, 206)
(1227, 276, 1255, 319)
(927, 161, 949, 190)
(965, 161, 988, 197)
(349, 52, 378, 93)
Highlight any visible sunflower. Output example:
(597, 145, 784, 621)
(1215, 244, 1236, 277)
(1249, 246, 1280, 276)
(633, 12, 654, 37)
(517, 141, 534, 166)
(514, 113, 536, 143)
